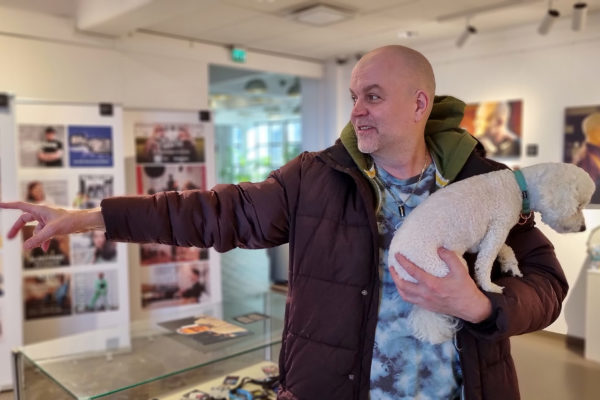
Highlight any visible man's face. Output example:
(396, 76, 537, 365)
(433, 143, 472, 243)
(349, 56, 415, 158)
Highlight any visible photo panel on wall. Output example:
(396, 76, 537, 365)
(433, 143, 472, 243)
(564, 105, 600, 204)
(140, 262, 210, 310)
(460, 99, 523, 158)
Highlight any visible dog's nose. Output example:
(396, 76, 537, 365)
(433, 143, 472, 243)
(579, 224, 586, 232)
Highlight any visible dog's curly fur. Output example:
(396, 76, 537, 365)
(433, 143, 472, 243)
(388, 162, 595, 344)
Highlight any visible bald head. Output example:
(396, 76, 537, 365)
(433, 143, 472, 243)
(356, 45, 436, 101)
(349, 45, 437, 168)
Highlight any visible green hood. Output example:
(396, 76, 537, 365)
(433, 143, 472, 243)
(340, 95, 477, 186)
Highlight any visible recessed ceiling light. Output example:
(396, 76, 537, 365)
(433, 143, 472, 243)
(290, 3, 354, 26)
(397, 30, 418, 39)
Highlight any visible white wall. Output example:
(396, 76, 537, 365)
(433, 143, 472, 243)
(0, 7, 323, 111)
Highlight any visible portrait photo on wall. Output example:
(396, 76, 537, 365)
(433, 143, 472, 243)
(73, 270, 119, 314)
(22, 225, 70, 269)
(136, 164, 206, 195)
(460, 100, 522, 158)
(68, 125, 113, 167)
(71, 230, 117, 266)
(24, 273, 72, 320)
(140, 262, 210, 310)
(563, 105, 600, 204)
(21, 179, 69, 207)
(72, 174, 114, 209)
(135, 123, 206, 164)
(19, 124, 66, 168)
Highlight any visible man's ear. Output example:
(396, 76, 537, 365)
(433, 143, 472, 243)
(414, 90, 430, 123)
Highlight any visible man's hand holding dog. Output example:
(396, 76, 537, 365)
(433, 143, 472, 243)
(390, 248, 492, 324)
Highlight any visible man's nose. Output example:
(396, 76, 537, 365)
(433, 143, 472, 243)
(351, 100, 367, 117)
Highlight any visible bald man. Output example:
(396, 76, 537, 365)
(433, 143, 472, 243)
(1, 46, 566, 400)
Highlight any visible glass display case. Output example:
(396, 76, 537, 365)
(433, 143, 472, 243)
(12, 292, 285, 399)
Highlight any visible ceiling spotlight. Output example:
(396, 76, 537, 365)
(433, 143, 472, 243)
(572, 2, 588, 31)
(244, 78, 267, 94)
(538, 8, 560, 35)
(456, 24, 477, 48)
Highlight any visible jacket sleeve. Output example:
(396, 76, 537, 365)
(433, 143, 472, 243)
(463, 220, 569, 341)
(100, 157, 303, 252)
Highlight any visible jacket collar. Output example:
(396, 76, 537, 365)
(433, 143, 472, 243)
(339, 95, 478, 188)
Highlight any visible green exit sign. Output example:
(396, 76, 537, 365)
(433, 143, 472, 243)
(231, 47, 246, 63)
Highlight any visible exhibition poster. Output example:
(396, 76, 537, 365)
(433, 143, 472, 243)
(15, 101, 128, 344)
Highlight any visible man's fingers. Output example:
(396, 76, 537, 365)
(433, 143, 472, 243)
(24, 224, 56, 251)
(7, 213, 36, 239)
(437, 247, 466, 274)
(394, 253, 425, 282)
(0, 201, 41, 214)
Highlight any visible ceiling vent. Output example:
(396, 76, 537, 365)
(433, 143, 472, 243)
(290, 3, 354, 26)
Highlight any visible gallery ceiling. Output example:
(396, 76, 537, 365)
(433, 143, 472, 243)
(0, 0, 597, 61)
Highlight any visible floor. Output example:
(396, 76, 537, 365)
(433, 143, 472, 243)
(1, 331, 599, 399)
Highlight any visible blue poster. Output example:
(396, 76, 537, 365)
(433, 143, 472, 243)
(68, 125, 113, 167)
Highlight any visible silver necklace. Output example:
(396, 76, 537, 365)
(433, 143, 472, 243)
(376, 154, 430, 218)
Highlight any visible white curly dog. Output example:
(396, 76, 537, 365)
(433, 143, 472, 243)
(388, 162, 595, 344)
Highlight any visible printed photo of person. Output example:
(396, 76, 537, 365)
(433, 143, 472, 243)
(73, 270, 119, 313)
(140, 262, 210, 309)
(137, 164, 206, 195)
(24, 274, 72, 319)
(22, 225, 70, 269)
(71, 230, 117, 265)
(21, 179, 69, 207)
(19, 125, 66, 168)
(564, 105, 600, 204)
(460, 100, 522, 158)
(72, 174, 114, 209)
(135, 123, 205, 164)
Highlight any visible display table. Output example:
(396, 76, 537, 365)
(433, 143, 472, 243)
(585, 269, 600, 363)
(12, 292, 285, 399)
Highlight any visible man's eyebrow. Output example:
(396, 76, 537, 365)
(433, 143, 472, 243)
(350, 84, 382, 94)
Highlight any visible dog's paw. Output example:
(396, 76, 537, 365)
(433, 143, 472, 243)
(481, 281, 504, 294)
(501, 260, 523, 277)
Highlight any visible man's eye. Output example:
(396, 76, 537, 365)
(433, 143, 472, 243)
(368, 94, 380, 101)
(351, 96, 357, 104)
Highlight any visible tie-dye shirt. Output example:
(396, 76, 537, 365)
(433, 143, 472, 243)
(370, 163, 463, 400)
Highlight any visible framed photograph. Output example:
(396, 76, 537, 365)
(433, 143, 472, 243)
(135, 123, 205, 164)
(564, 105, 600, 204)
(24, 274, 72, 320)
(72, 174, 114, 209)
(68, 125, 113, 167)
(22, 225, 70, 269)
(19, 124, 66, 168)
(136, 164, 206, 195)
(21, 179, 69, 207)
(460, 100, 522, 158)
(71, 231, 117, 265)
(140, 262, 210, 309)
(73, 270, 119, 314)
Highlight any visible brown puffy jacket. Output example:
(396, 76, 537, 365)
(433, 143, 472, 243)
(102, 141, 567, 400)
